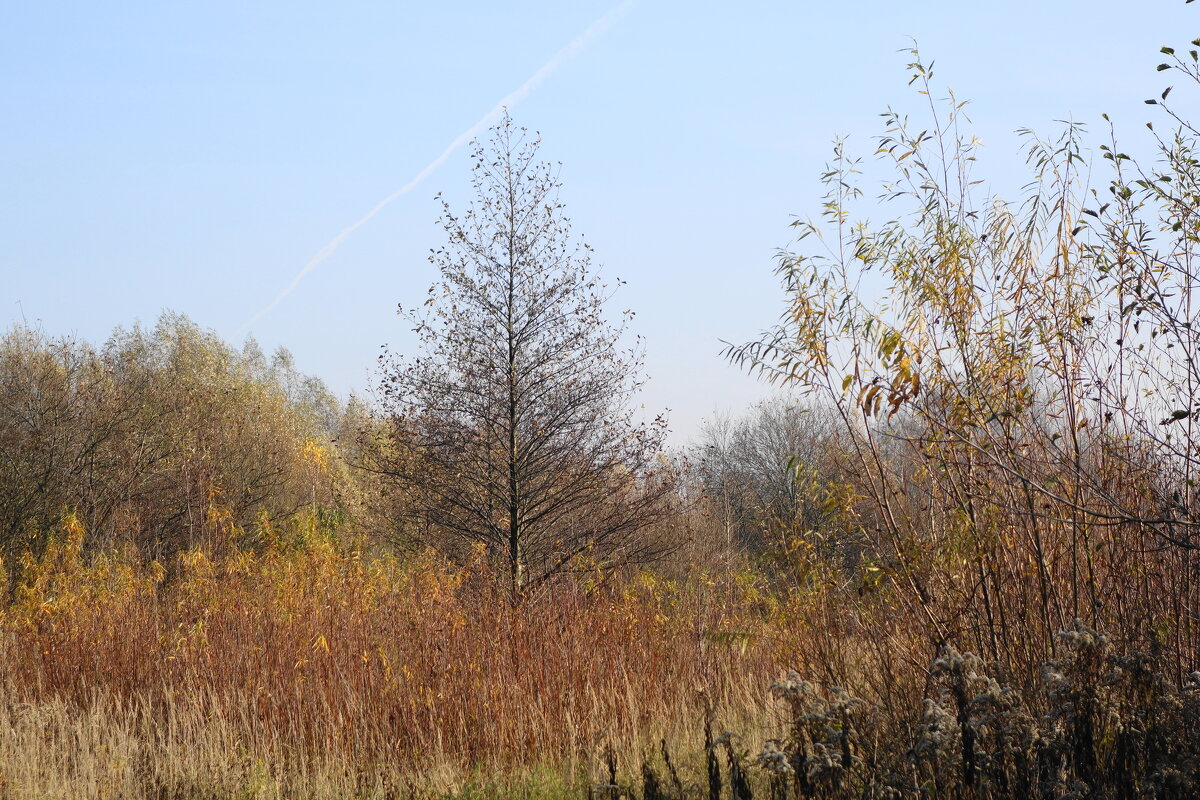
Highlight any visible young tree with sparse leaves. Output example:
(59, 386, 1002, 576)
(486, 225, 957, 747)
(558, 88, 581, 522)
(377, 114, 675, 599)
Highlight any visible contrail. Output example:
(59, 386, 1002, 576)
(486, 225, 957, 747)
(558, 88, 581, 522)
(239, 0, 635, 335)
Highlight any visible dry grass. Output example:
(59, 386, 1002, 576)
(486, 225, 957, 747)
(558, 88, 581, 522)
(0, 524, 797, 799)
(7, 503, 1195, 799)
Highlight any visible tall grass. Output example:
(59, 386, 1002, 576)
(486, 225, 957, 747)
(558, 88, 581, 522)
(0, 520, 794, 798)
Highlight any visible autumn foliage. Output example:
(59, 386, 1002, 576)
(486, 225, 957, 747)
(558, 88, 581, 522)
(5, 24, 1200, 800)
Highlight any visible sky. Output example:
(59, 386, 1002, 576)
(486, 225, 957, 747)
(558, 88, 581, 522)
(2, 0, 1195, 444)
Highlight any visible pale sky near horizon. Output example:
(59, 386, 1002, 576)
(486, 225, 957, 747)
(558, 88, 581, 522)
(2, 1, 1195, 444)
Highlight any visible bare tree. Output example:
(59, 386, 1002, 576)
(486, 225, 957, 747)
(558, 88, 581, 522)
(694, 399, 846, 555)
(377, 114, 675, 599)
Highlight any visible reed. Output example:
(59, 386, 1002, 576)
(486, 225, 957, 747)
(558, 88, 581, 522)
(0, 531, 787, 798)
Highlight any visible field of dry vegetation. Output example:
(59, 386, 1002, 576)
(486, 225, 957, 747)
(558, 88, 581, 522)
(3, 30, 1200, 800)
(0, 525, 780, 798)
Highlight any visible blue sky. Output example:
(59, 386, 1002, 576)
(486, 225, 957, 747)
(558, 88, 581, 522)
(2, 0, 1194, 442)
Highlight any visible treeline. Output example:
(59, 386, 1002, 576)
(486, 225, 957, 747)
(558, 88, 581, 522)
(0, 313, 365, 563)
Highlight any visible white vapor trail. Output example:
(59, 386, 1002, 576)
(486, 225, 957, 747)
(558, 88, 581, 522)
(239, 0, 635, 335)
